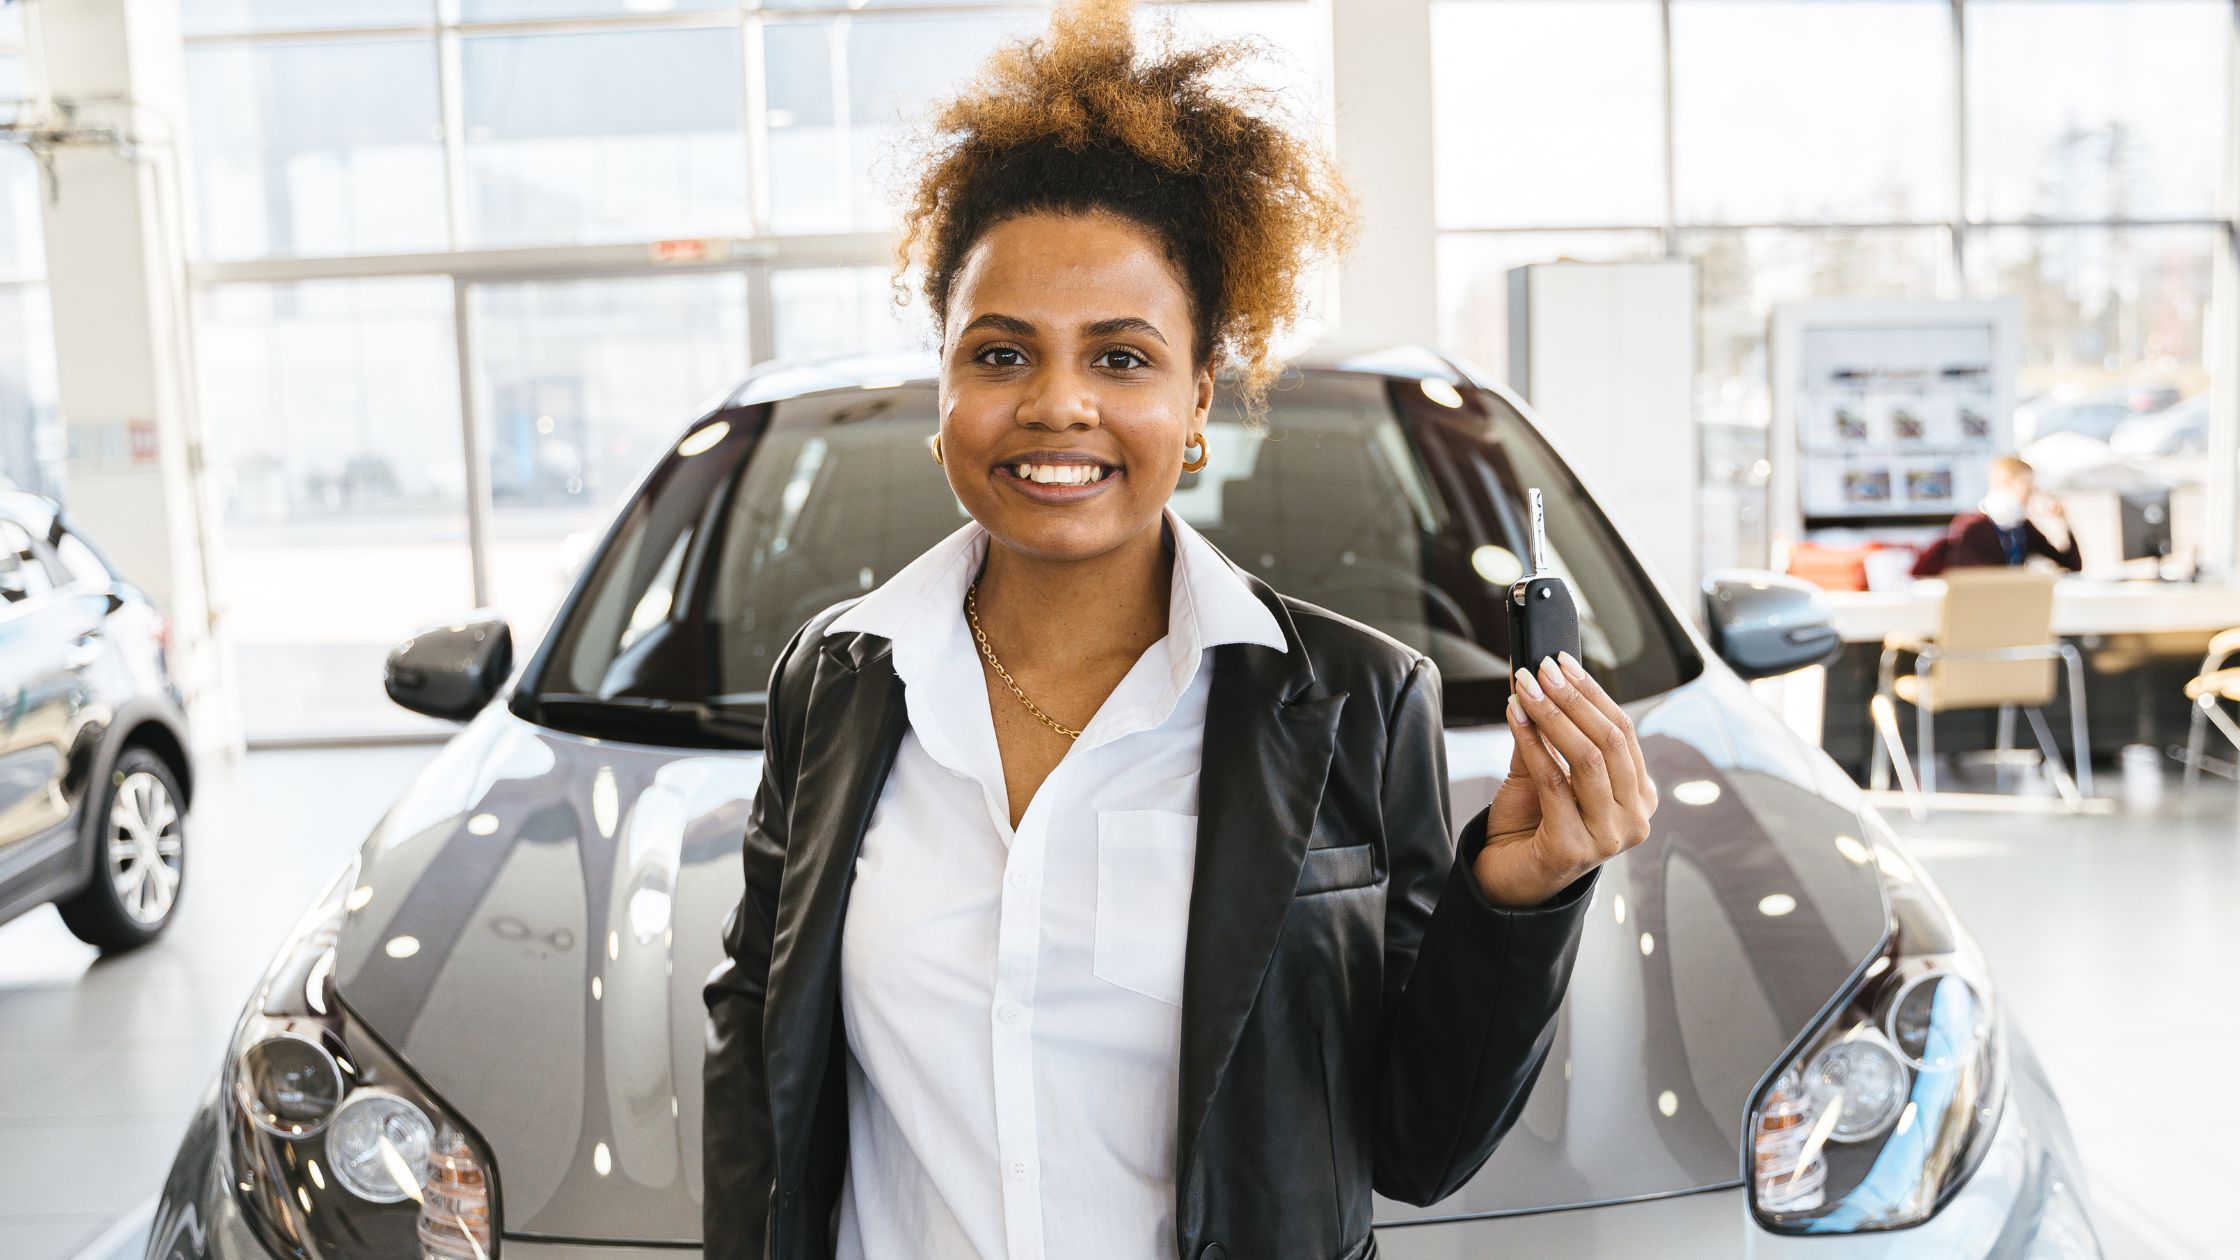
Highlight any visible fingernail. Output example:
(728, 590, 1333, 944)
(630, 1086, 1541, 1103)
(1558, 650, 1585, 679)
(1514, 668, 1543, 700)
(1540, 657, 1566, 689)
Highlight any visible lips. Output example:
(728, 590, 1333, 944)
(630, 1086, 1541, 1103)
(1004, 462, 1115, 486)
(987, 446, 1125, 504)
(996, 460, 1123, 503)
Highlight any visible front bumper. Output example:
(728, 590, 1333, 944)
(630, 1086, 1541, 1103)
(1380, 1028, 2098, 1259)
(151, 1035, 2097, 1260)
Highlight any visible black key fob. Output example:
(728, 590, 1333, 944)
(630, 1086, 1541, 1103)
(1507, 488, 1581, 679)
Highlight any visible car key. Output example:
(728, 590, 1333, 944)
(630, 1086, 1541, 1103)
(1507, 488, 1580, 680)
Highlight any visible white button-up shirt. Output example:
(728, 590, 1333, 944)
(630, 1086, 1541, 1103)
(821, 502, 1288, 1260)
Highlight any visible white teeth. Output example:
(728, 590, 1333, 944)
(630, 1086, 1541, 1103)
(1014, 463, 1110, 485)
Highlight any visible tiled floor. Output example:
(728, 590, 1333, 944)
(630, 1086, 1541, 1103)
(1887, 757, 2240, 1260)
(0, 744, 440, 1260)
(0, 743, 2230, 1259)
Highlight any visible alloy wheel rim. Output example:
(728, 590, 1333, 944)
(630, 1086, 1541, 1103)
(107, 770, 182, 926)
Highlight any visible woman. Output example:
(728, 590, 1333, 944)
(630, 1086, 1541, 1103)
(702, 3, 1657, 1257)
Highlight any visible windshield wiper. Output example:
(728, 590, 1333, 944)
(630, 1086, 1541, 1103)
(531, 693, 765, 750)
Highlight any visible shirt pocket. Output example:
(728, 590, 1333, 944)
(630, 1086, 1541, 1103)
(1295, 841, 1377, 896)
(1092, 808, 1200, 1008)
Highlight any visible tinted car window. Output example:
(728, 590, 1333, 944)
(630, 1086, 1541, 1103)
(529, 373, 1696, 746)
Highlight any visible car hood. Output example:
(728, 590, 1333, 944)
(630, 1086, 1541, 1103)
(1374, 670, 1890, 1225)
(333, 705, 765, 1242)
(332, 671, 1889, 1242)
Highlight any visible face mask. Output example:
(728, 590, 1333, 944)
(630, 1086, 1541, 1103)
(1981, 490, 2026, 529)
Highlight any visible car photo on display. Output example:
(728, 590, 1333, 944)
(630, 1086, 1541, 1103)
(145, 348, 2100, 1260)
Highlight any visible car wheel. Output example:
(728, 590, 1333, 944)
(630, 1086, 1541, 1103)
(56, 747, 188, 953)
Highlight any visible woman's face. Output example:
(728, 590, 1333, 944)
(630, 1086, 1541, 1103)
(938, 209, 1212, 564)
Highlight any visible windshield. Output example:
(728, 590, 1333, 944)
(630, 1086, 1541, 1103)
(523, 371, 1697, 747)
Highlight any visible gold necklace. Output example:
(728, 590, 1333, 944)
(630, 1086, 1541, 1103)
(966, 577, 1081, 741)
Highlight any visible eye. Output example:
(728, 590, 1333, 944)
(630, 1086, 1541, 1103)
(1096, 348, 1149, 371)
(973, 345, 1026, 368)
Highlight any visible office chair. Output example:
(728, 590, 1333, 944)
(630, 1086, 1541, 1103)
(2179, 627, 2240, 788)
(1870, 568, 2092, 812)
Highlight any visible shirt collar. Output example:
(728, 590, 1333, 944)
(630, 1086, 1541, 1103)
(823, 501, 1289, 689)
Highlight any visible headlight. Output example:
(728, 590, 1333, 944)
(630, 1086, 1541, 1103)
(1747, 810, 2006, 1233)
(328, 1090, 435, 1202)
(221, 857, 501, 1260)
(234, 1032, 345, 1138)
(1800, 1029, 1909, 1143)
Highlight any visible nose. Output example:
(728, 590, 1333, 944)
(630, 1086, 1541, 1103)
(1016, 360, 1099, 430)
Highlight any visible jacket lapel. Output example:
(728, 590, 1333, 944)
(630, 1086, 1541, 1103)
(758, 559, 1346, 1195)
(1176, 562, 1346, 1177)
(760, 630, 909, 1183)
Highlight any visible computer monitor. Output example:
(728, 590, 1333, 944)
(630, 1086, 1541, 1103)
(2120, 490, 2173, 562)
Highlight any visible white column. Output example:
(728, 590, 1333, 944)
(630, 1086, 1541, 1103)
(1325, 0, 1439, 346)
(31, 0, 239, 757)
(1508, 260, 1699, 607)
(2210, 0, 2240, 576)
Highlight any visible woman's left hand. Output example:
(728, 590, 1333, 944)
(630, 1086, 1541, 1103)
(1476, 651, 1658, 909)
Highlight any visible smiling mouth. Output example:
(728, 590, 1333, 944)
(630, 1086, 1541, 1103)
(1000, 462, 1120, 486)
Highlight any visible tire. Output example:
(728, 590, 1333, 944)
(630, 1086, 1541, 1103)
(56, 746, 188, 953)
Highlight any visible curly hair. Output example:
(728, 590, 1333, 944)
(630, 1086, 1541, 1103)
(890, 0, 1358, 418)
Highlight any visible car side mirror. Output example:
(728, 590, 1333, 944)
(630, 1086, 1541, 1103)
(385, 614, 513, 721)
(1702, 569, 1842, 680)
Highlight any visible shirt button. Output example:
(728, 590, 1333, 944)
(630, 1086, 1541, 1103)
(996, 1002, 1022, 1024)
(1008, 1159, 1029, 1178)
(1008, 869, 1033, 889)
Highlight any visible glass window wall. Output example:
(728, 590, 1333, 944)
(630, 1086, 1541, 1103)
(1432, 0, 2235, 579)
(161, 0, 2239, 734)
(469, 272, 752, 646)
(461, 28, 749, 247)
(1431, 1, 1665, 230)
(1671, 0, 1952, 225)
(185, 39, 449, 261)
(1965, 0, 2228, 222)
(0, 43, 60, 504)
(196, 277, 473, 739)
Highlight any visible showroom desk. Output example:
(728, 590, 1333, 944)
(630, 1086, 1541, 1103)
(1795, 579, 2240, 782)
(1823, 578, 2240, 644)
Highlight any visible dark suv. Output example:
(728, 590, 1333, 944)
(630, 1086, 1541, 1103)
(0, 488, 195, 951)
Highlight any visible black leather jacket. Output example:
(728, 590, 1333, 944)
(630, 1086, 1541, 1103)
(702, 551, 1599, 1260)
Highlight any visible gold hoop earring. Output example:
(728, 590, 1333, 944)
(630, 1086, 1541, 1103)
(930, 434, 944, 466)
(1181, 430, 1209, 473)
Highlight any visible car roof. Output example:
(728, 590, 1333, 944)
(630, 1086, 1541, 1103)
(722, 341, 1487, 409)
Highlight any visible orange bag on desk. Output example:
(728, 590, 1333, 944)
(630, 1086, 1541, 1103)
(1788, 542, 1884, 592)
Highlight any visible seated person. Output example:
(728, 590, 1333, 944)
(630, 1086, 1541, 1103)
(1910, 454, 2082, 577)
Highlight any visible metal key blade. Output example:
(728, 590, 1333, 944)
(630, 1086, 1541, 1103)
(1528, 487, 1549, 575)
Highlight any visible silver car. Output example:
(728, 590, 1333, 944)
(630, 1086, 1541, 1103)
(147, 347, 2100, 1260)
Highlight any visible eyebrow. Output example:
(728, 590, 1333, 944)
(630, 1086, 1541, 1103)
(957, 312, 1169, 347)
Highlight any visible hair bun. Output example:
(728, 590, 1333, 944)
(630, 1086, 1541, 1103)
(892, 0, 1358, 418)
